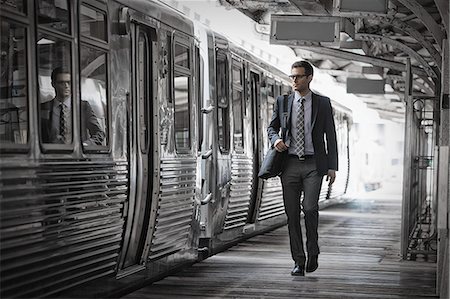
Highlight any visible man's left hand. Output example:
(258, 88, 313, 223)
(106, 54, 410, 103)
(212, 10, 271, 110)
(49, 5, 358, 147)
(326, 170, 336, 186)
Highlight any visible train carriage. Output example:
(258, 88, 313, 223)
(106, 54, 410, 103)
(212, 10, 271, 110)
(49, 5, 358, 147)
(0, 0, 352, 297)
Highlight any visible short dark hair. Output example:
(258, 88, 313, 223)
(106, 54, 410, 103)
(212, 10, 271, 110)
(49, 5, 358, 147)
(51, 66, 70, 82)
(291, 61, 313, 76)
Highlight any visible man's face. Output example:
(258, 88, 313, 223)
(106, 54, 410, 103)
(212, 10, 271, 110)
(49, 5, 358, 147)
(290, 67, 312, 93)
(52, 73, 71, 99)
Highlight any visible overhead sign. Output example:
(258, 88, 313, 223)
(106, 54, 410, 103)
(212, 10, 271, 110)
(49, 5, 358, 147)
(347, 78, 386, 94)
(334, 0, 388, 16)
(270, 15, 340, 46)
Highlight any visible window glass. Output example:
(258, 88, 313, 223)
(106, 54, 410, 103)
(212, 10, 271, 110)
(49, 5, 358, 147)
(80, 46, 107, 147)
(174, 73, 190, 151)
(80, 4, 106, 41)
(216, 51, 229, 152)
(0, 21, 28, 145)
(268, 83, 274, 98)
(216, 56, 228, 108)
(38, 0, 70, 34)
(37, 34, 72, 144)
(232, 89, 243, 149)
(217, 107, 229, 152)
(0, 0, 25, 13)
(267, 83, 275, 122)
(174, 43, 189, 68)
(232, 66, 242, 86)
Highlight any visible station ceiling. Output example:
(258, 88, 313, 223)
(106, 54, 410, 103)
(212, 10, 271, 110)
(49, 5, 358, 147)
(218, 0, 449, 121)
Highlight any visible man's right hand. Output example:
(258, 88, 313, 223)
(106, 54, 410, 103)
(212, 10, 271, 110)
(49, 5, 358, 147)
(274, 139, 288, 152)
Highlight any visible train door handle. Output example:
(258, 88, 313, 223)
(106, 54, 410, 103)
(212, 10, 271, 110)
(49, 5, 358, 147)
(201, 193, 213, 205)
(201, 105, 215, 114)
(202, 148, 213, 159)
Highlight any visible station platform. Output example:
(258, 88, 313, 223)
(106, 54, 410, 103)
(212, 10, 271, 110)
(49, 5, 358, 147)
(121, 187, 437, 298)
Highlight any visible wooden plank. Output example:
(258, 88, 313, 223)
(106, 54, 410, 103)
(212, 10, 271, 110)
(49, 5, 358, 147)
(122, 194, 437, 299)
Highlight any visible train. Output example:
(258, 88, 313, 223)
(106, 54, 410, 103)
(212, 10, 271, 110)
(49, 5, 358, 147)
(0, 0, 352, 297)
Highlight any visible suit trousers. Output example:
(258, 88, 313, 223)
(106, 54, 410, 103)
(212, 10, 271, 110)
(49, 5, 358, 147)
(281, 155, 323, 265)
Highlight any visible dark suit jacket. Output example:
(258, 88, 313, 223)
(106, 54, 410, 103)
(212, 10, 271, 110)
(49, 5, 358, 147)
(40, 99, 105, 145)
(267, 92, 338, 176)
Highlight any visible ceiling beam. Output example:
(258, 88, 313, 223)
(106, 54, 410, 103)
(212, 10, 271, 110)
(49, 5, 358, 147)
(319, 66, 383, 78)
(355, 33, 438, 78)
(397, 0, 444, 51)
(293, 46, 430, 77)
(288, 0, 330, 15)
(434, 0, 449, 35)
(368, 15, 442, 71)
(386, 73, 435, 94)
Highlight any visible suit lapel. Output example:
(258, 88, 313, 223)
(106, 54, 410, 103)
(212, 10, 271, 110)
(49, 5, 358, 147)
(311, 93, 319, 128)
(42, 100, 54, 140)
(286, 93, 295, 129)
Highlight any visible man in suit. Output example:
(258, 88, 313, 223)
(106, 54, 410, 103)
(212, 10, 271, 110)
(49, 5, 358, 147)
(267, 60, 338, 276)
(40, 67, 105, 145)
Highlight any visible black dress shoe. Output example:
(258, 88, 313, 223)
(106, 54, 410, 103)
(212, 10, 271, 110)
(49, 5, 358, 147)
(291, 264, 305, 276)
(306, 255, 318, 273)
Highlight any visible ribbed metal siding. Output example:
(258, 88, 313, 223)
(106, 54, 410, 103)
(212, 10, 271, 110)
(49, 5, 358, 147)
(257, 177, 284, 221)
(319, 180, 330, 203)
(0, 160, 128, 298)
(223, 155, 253, 230)
(330, 153, 350, 199)
(148, 158, 196, 260)
(330, 120, 350, 199)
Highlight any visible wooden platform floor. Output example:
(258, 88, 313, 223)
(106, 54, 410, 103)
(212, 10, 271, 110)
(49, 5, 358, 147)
(122, 193, 437, 298)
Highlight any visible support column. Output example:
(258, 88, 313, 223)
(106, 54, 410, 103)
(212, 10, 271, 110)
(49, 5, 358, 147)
(401, 58, 413, 259)
(437, 38, 449, 298)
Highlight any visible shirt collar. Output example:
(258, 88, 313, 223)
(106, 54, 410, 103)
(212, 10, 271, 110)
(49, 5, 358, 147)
(295, 90, 312, 102)
(55, 97, 71, 108)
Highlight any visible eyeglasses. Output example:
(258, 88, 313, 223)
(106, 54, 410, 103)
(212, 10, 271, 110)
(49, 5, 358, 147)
(289, 74, 309, 80)
(55, 80, 71, 85)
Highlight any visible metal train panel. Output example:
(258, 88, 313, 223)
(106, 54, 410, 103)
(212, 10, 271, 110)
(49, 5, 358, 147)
(0, 160, 128, 297)
(258, 178, 285, 221)
(148, 157, 197, 260)
(224, 154, 253, 230)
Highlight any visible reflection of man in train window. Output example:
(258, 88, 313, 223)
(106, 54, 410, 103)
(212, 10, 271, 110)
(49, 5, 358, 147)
(40, 67, 105, 145)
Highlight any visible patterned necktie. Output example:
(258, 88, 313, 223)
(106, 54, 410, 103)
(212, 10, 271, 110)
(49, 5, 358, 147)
(295, 98, 305, 158)
(59, 103, 67, 143)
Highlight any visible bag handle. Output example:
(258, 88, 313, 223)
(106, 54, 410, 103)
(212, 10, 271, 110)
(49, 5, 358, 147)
(281, 94, 289, 139)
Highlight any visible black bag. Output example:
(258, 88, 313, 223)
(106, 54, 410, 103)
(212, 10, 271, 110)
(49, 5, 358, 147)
(258, 95, 289, 179)
(258, 147, 287, 179)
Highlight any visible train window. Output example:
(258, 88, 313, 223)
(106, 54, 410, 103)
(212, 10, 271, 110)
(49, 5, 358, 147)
(232, 89, 243, 149)
(216, 50, 229, 152)
(275, 83, 281, 98)
(281, 84, 291, 95)
(174, 73, 191, 151)
(232, 62, 244, 150)
(37, 0, 70, 34)
(267, 83, 275, 124)
(0, 20, 28, 145)
(174, 44, 189, 69)
(232, 66, 242, 86)
(216, 53, 228, 108)
(37, 34, 73, 145)
(217, 107, 229, 152)
(80, 4, 106, 42)
(268, 83, 274, 98)
(79, 45, 108, 147)
(0, 0, 26, 13)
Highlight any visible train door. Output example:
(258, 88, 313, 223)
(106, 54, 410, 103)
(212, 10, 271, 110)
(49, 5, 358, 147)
(118, 24, 155, 275)
(246, 70, 262, 223)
